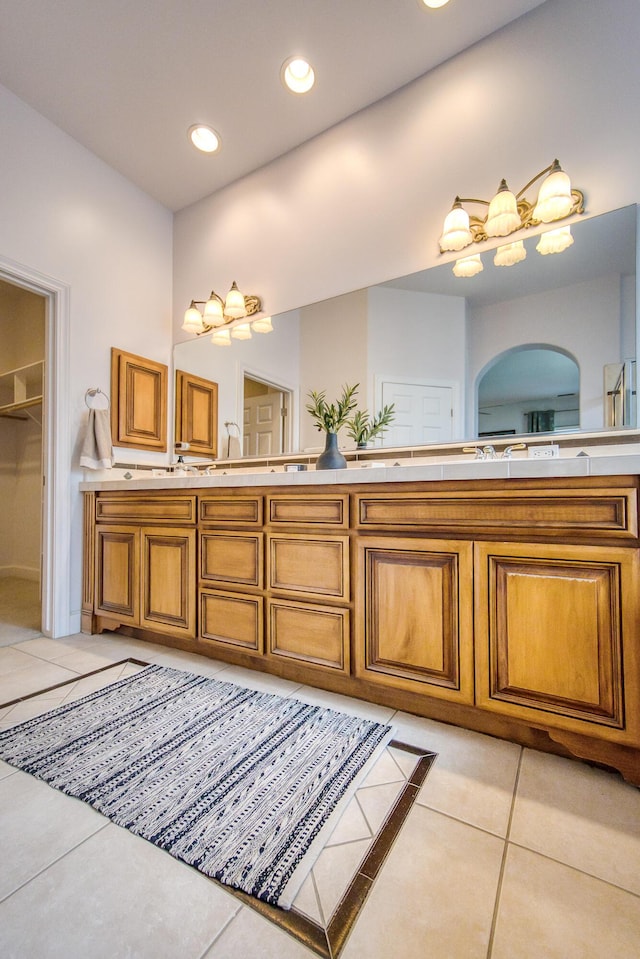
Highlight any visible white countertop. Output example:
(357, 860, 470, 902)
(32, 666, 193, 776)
(79, 448, 640, 491)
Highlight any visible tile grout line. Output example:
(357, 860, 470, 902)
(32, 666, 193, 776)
(505, 840, 640, 902)
(485, 746, 524, 959)
(193, 900, 244, 959)
(0, 819, 112, 905)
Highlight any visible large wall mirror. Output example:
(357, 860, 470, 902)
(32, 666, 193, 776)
(174, 204, 637, 458)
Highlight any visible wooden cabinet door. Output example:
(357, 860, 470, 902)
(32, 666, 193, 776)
(95, 525, 139, 624)
(140, 527, 196, 637)
(475, 542, 640, 742)
(111, 348, 167, 451)
(355, 537, 474, 703)
(175, 369, 218, 457)
(200, 531, 263, 589)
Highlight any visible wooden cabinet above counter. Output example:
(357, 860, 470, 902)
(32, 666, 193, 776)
(82, 475, 640, 785)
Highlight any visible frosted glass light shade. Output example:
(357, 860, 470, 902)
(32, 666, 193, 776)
(182, 303, 203, 333)
(231, 322, 252, 340)
(453, 254, 483, 277)
(251, 315, 273, 333)
(494, 240, 527, 267)
(536, 225, 574, 255)
(224, 281, 247, 318)
(533, 162, 573, 223)
(211, 328, 231, 346)
(203, 293, 225, 326)
(439, 201, 473, 252)
(485, 180, 521, 237)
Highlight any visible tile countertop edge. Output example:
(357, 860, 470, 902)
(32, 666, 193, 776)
(78, 454, 640, 491)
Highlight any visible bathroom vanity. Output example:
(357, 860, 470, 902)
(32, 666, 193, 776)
(81, 457, 640, 785)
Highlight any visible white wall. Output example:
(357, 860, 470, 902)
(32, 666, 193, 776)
(0, 84, 173, 634)
(173, 0, 640, 344)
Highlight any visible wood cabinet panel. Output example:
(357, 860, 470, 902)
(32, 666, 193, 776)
(267, 494, 349, 528)
(111, 348, 167, 451)
(474, 542, 639, 738)
(200, 531, 263, 588)
(199, 496, 263, 526)
(200, 589, 263, 652)
(267, 533, 349, 600)
(175, 370, 218, 457)
(95, 526, 139, 623)
(355, 537, 474, 703)
(356, 486, 638, 539)
(95, 493, 196, 525)
(267, 598, 349, 672)
(140, 528, 196, 637)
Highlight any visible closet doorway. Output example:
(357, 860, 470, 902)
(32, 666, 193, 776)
(0, 278, 45, 644)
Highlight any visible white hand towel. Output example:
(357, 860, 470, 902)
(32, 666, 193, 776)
(80, 409, 114, 469)
(227, 435, 242, 458)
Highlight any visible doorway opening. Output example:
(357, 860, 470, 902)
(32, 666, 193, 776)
(0, 278, 45, 644)
(242, 373, 293, 457)
(0, 255, 71, 640)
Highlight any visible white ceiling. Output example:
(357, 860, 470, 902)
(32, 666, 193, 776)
(0, 0, 548, 211)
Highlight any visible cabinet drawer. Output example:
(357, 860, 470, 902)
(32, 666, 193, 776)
(267, 494, 349, 528)
(199, 589, 263, 652)
(200, 531, 263, 588)
(96, 493, 196, 525)
(267, 598, 349, 672)
(356, 486, 638, 539)
(199, 495, 263, 526)
(267, 533, 350, 600)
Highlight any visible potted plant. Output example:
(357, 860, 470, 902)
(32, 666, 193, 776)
(346, 403, 396, 449)
(305, 383, 359, 469)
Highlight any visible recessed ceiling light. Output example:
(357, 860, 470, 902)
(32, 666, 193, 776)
(188, 124, 221, 154)
(281, 57, 315, 94)
(419, 0, 451, 8)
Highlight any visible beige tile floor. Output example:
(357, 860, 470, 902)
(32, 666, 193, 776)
(0, 629, 639, 958)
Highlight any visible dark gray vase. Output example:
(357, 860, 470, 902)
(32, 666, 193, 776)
(316, 432, 347, 470)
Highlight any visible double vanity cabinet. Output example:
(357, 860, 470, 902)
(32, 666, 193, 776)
(81, 472, 640, 785)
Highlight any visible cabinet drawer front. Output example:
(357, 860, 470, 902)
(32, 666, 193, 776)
(355, 537, 474, 703)
(356, 487, 638, 539)
(200, 532, 263, 588)
(267, 494, 349, 528)
(268, 534, 350, 600)
(140, 528, 196, 636)
(199, 496, 263, 526)
(96, 494, 196, 525)
(200, 590, 263, 652)
(267, 599, 349, 672)
(474, 542, 632, 733)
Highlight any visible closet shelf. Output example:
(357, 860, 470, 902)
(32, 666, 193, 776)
(0, 361, 44, 418)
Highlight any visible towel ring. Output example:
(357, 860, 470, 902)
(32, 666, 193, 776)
(85, 388, 110, 410)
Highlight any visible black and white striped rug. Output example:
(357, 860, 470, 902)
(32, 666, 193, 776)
(0, 664, 394, 908)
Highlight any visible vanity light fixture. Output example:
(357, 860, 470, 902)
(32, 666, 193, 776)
(182, 282, 273, 346)
(281, 57, 315, 94)
(188, 124, 221, 154)
(439, 160, 583, 254)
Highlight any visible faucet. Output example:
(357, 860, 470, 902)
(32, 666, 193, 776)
(463, 442, 526, 460)
(502, 443, 527, 459)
